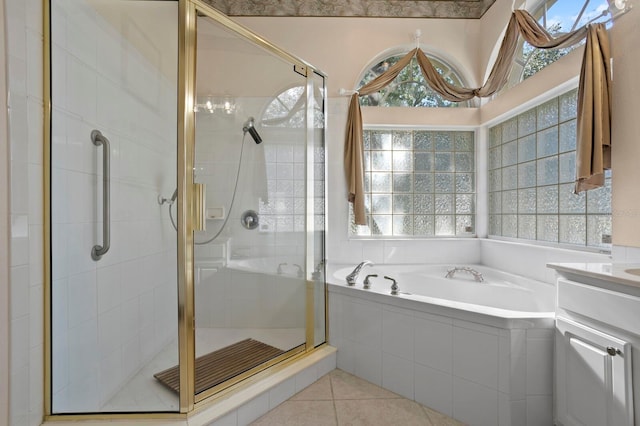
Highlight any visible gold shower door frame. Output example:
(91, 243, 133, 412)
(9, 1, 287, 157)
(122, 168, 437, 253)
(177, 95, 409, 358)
(43, 0, 328, 420)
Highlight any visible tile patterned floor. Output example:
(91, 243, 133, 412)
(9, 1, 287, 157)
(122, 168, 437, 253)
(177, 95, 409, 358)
(251, 369, 466, 426)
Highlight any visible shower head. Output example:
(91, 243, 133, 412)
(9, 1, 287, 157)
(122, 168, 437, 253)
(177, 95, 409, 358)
(242, 117, 263, 144)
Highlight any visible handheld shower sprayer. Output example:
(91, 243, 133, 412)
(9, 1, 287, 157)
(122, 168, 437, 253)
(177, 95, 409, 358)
(242, 117, 263, 144)
(158, 188, 178, 206)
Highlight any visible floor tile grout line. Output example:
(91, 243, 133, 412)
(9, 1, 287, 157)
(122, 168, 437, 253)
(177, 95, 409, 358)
(329, 373, 339, 425)
(253, 370, 461, 425)
(420, 404, 436, 426)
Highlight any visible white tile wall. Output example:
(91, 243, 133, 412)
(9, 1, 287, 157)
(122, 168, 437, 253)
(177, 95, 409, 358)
(329, 288, 554, 425)
(481, 239, 610, 284)
(6, 0, 44, 423)
(382, 352, 414, 399)
(453, 376, 498, 426)
(452, 324, 499, 390)
(202, 347, 336, 426)
(48, 0, 179, 413)
(612, 244, 640, 263)
(414, 363, 453, 416)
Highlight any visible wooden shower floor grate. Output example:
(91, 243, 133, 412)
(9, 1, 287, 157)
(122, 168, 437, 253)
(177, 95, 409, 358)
(153, 338, 285, 394)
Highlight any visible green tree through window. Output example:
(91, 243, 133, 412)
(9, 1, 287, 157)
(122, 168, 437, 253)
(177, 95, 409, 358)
(508, 0, 611, 87)
(358, 54, 470, 108)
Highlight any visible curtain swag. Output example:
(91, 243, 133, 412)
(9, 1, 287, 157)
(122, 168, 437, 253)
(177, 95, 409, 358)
(344, 9, 612, 225)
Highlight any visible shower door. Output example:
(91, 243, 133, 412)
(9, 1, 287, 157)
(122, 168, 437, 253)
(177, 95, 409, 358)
(48, 0, 180, 413)
(189, 10, 326, 399)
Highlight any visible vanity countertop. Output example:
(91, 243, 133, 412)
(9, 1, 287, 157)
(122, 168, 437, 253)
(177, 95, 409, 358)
(547, 262, 640, 297)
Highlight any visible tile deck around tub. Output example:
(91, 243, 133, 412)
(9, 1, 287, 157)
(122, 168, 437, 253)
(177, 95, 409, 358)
(250, 369, 465, 426)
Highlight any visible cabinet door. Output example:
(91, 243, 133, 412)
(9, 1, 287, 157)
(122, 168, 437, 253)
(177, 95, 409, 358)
(556, 317, 634, 426)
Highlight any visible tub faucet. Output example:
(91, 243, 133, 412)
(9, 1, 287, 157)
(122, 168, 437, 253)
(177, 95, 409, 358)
(293, 264, 303, 278)
(277, 263, 287, 274)
(384, 276, 399, 295)
(346, 260, 374, 286)
(363, 274, 378, 289)
(445, 266, 484, 282)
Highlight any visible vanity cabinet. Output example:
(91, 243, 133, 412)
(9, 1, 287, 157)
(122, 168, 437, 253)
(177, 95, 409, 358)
(554, 276, 638, 426)
(556, 316, 633, 426)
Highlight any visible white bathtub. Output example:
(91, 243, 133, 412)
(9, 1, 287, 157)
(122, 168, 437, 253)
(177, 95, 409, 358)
(331, 264, 555, 321)
(327, 263, 555, 426)
(194, 257, 306, 330)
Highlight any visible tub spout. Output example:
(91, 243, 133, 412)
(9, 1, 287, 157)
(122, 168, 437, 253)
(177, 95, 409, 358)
(445, 266, 484, 282)
(346, 260, 374, 285)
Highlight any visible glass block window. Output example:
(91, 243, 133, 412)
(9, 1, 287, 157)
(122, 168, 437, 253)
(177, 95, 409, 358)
(350, 129, 475, 237)
(258, 84, 325, 233)
(488, 89, 612, 249)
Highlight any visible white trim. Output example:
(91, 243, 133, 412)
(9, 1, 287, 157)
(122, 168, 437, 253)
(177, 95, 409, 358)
(487, 235, 612, 255)
(481, 76, 579, 128)
(363, 123, 479, 131)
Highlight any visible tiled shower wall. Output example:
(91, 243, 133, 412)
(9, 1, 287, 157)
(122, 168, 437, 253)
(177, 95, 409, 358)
(193, 102, 308, 265)
(49, 1, 178, 411)
(6, 0, 45, 424)
(193, 105, 308, 330)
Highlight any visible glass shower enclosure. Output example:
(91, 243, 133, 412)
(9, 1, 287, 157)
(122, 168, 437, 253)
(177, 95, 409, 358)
(46, 0, 326, 417)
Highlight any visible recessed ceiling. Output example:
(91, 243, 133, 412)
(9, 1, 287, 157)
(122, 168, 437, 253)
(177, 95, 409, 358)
(202, 0, 497, 19)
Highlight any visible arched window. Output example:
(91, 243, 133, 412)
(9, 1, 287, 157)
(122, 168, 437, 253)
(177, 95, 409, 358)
(506, 0, 612, 87)
(261, 85, 324, 128)
(358, 53, 471, 108)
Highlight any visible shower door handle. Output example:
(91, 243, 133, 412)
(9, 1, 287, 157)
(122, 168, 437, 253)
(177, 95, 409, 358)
(193, 183, 206, 231)
(91, 130, 111, 261)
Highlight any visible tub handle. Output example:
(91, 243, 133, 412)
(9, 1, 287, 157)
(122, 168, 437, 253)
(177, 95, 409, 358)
(445, 266, 484, 282)
(384, 276, 399, 295)
(363, 274, 378, 289)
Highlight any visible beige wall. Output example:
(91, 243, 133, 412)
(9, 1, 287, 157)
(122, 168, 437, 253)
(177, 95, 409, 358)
(0, 0, 10, 422)
(609, 5, 640, 247)
(236, 16, 482, 96)
(478, 0, 513, 83)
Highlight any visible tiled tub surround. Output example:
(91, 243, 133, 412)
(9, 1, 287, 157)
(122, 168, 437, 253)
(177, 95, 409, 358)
(327, 263, 556, 426)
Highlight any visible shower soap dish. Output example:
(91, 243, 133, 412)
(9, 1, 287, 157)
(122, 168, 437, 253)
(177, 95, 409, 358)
(207, 207, 225, 220)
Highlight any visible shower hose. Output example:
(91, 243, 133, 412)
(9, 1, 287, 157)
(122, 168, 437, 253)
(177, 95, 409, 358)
(169, 133, 248, 245)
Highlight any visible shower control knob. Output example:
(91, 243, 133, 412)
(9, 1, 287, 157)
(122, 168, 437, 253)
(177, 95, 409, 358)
(240, 210, 259, 230)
